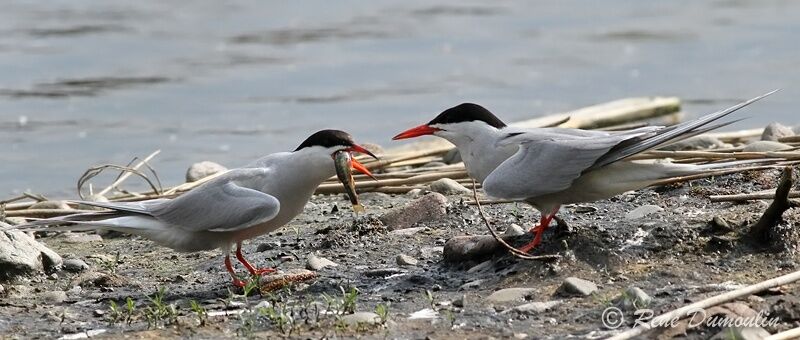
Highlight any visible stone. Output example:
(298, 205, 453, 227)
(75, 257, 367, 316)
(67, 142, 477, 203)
(378, 192, 447, 230)
(77, 194, 110, 211)
(62, 232, 103, 244)
(306, 254, 338, 271)
(660, 135, 726, 151)
(761, 122, 794, 141)
(459, 279, 486, 290)
(389, 227, 427, 236)
(613, 286, 652, 311)
(407, 189, 422, 196)
(40, 290, 68, 304)
(0, 230, 63, 280)
(429, 178, 471, 195)
(3, 217, 28, 226)
(443, 148, 462, 164)
(742, 140, 792, 152)
(63, 259, 90, 273)
(558, 277, 598, 297)
(185, 161, 227, 182)
(29, 200, 72, 210)
(256, 241, 280, 252)
(443, 235, 499, 263)
(486, 288, 538, 303)
(341, 312, 381, 326)
(363, 268, 404, 278)
(467, 260, 493, 274)
(710, 327, 771, 340)
(396, 254, 418, 266)
(453, 294, 467, 308)
(625, 205, 664, 220)
(504, 224, 526, 236)
(502, 300, 562, 315)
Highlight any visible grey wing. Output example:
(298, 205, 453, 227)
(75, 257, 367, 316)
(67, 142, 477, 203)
(483, 134, 634, 200)
(147, 169, 280, 232)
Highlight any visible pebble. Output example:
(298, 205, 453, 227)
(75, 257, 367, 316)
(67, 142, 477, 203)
(453, 294, 467, 308)
(708, 216, 734, 234)
(63, 259, 90, 273)
(486, 288, 537, 303)
(256, 241, 281, 252)
(467, 260, 493, 274)
(459, 279, 487, 290)
(502, 300, 562, 315)
(185, 161, 227, 182)
(363, 267, 404, 278)
(613, 286, 652, 311)
(396, 254, 418, 266)
(306, 254, 338, 271)
(625, 205, 664, 220)
(761, 122, 795, 141)
(378, 192, 448, 230)
(406, 189, 423, 196)
(62, 232, 103, 244)
(40, 290, 68, 304)
(443, 235, 499, 263)
(29, 200, 72, 210)
(558, 277, 598, 297)
(389, 227, 427, 236)
(0, 230, 63, 280)
(660, 135, 726, 150)
(428, 178, 471, 195)
(504, 224, 526, 236)
(742, 140, 792, 152)
(77, 195, 110, 210)
(710, 327, 770, 340)
(0, 284, 4, 296)
(341, 312, 381, 326)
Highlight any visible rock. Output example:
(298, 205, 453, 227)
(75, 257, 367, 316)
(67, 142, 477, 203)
(407, 189, 422, 196)
(742, 140, 792, 152)
(389, 227, 427, 236)
(660, 135, 726, 151)
(306, 254, 338, 271)
(710, 327, 771, 340)
(341, 312, 381, 326)
(396, 254, 418, 266)
(185, 161, 227, 182)
(256, 241, 280, 252)
(613, 287, 652, 311)
(708, 216, 734, 234)
(63, 259, 90, 273)
(558, 277, 598, 297)
(504, 224, 526, 236)
(503, 300, 562, 315)
(29, 200, 71, 210)
(761, 122, 794, 141)
(443, 148, 462, 164)
(62, 232, 103, 244)
(486, 288, 537, 303)
(467, 260, 493, 274)
(378, 192, 447, 230)
(625, 205, 664, 220)
(77, 194, 110, 211)
(0, 230, 63, 280)
(453, 294, 467, 308)
(443, 235, 499, 263)
(363, 267, 404, 278)
(429, 178, 471, 195)
(459, 279, 487, 290)
(40, 290, 68, 304)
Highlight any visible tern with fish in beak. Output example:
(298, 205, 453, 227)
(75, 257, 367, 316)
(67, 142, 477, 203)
(11, 129, 377, 287)
(394, 90, 777, 253)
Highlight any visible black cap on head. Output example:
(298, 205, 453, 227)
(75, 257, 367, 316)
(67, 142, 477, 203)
(428, 103, 507, 129)
(294, 129, 355, 151)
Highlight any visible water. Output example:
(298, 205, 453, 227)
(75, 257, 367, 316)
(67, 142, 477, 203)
(1, 0, 799, 197)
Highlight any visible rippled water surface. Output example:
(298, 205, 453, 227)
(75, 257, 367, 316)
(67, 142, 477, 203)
(1, 1, 799, 196)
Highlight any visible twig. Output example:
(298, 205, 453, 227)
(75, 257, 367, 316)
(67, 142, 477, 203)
(748, 166, 798, 243)
(95, 150, 161, 197)
(606, 268, 800, 340)
(709, 191, 800, 202)
(471, 179, 560, 261)
(765, 326, 800, 340)
(5, 209, 94, 218)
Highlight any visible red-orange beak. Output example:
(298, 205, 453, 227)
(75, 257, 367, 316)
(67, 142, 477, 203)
(346, 144, 378, 180)
(392, 124, 441, 140)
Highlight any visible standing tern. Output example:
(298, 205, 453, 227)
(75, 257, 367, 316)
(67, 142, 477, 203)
(394, 90, 777, 253)
(14, 130, 377, 287)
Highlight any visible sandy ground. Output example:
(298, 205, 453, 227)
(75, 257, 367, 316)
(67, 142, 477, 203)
(1, 168, 800, 339)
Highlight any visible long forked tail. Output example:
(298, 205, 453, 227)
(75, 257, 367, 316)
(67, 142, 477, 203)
(592, 89, 779, 169)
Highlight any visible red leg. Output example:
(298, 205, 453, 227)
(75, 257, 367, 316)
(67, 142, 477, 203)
(518, 206, 561, 253)
(225, 254, 247, 287)
(235, 242, 276, 276)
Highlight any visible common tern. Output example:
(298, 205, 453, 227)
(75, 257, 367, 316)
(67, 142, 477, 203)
(14, 130, 377, 287)
(394, 91, 776, 253)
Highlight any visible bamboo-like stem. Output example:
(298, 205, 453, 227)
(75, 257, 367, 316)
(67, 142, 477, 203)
(606, 269, 800, 340)
(710, 191, 800, 202)
(765, 327, 800, 340)
(5, 209, 94, 218)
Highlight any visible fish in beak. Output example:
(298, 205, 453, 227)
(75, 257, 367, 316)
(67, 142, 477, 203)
(346, 144, 378, 180)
